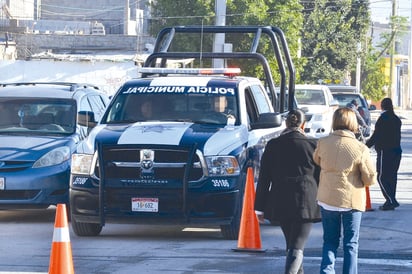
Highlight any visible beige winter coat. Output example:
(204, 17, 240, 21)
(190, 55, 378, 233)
(313, 130, 376, 211)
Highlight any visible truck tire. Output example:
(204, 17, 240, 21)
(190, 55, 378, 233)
(220, 198, 242, 240)
(220, 170, 246, 240)
(71, 215, 103, 236)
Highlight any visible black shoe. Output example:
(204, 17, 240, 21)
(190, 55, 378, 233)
(379, 204, 395, 211)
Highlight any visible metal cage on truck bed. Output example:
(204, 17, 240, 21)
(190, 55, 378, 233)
(142, 25, 295, 113)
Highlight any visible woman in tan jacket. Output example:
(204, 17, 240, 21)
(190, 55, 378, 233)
(313, 107, 376, 274)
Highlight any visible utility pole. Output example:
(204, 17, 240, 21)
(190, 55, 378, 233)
(409, 0, 412, 108)
(124, 0, 130, 35)
(389, 0, 397, 100)
(213, 0, 226, 68)
(356, 42, 361, 93)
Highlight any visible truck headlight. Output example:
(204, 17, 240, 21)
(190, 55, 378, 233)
(71, 153, 96, 175)
(205, 156, 240, 176)
(33, 146, 70, 168)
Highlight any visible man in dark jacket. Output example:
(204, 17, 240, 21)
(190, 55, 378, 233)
(255, 109, 320, 274)
(366, 98, 402, 210)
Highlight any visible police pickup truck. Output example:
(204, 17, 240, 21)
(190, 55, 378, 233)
(69, 26, 295, 240)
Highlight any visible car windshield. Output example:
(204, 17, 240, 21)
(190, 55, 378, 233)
(0, 98, 76, 135)
(295, 89, 326, 105)
(104, 90, 239, 126)
(332, 94, 366, 108)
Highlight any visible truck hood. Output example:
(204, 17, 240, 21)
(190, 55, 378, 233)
(0, 135, 71, 161)
(85, 121, 248, 156)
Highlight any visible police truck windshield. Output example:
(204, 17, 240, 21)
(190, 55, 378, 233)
(104, 86, 239, 126)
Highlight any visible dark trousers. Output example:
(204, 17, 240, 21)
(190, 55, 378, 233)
(376, 148, 402, 206)
(279, 220, 312, 251)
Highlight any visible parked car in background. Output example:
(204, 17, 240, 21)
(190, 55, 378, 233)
(0, 82, 110, 210)
(295, 84, 339, 138)
(330, 92, 375, 137)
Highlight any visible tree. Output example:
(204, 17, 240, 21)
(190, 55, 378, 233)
(149, 0, 303, 83)
(374, 16, 409, 59)
(360, 45, 387, 102)
(300, 0, 370, 84)
(361, 15, 408, 101)
(149, 0, 215, 53)
(225, 0, 303, 83)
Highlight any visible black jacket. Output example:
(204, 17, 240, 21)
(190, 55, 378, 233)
(254, 130, 321, 223)
(366, 110, 401, 150)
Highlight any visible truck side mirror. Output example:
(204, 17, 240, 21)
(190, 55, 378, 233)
(78, 111, 97, 128)
(251, 112, 282, 129)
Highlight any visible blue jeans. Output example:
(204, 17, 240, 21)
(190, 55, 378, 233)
(320, 207, 362, 274)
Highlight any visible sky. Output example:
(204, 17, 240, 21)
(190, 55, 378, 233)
(370, 0, 411, 22)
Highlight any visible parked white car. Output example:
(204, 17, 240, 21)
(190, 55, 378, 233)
(295, 84, 339, 138)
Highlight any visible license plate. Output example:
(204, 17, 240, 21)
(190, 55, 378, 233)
(132, 197, 158, 212)
(0, 177, 4, 190)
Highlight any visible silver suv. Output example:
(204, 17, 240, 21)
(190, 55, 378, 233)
(330, 92, 374, 137)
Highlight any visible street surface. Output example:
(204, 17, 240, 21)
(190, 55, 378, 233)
(0, 110, 411, 273)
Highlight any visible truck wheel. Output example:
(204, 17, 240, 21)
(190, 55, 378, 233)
(220, 167, 248, 240)
(220, 181, 245, 240)
(220, 198, 242, 240)
(71, 215, 103, 236)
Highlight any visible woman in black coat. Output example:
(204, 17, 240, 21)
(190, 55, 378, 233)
(255, 109, 320, 274)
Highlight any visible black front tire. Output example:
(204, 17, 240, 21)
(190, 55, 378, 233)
(220, 175, 245, 240)
(71, 215, 103, 236)
(220, 200, 242, 240)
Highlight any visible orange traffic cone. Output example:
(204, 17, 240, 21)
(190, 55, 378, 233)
(365, 186, 374, 211)
(233, 167, 265, 252)
(49, 204, 75, 274)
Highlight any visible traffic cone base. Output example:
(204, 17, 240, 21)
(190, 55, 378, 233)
(49, 204, 75, 274)
(232, 167, 265, 253)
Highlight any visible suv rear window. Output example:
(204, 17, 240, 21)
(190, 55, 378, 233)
(332, 94, 366, 108)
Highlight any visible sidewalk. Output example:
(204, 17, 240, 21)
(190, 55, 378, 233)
(260, 110, 412, 273)
(362, 109, 412, 255)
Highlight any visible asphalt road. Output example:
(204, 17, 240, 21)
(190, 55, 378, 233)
(0, 110, 411, 274)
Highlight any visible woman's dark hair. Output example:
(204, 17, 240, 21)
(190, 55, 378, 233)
(381, 97, 393, 111)
(286, 109, 305, 128)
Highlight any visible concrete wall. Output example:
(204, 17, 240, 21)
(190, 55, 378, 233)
(40, 0, 148, 34)
(0, 59, 138, 96)
(14, 33, 154, 59)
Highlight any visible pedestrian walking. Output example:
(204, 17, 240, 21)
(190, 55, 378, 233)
(313, 107, 376, 274)
(366, 97, 402, 210)
(255, 109, 321, 274)
(346, 99, 367, 128)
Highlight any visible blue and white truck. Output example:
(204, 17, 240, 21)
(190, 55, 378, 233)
(69, 26, 296, 239)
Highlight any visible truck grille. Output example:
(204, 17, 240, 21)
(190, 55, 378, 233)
(97, 144, 203, 184)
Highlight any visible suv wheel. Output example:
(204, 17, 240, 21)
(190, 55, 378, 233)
(71, 215, 103, 236)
